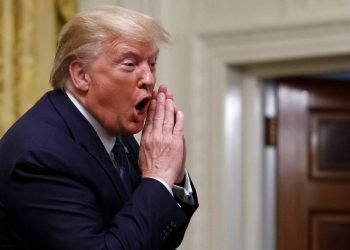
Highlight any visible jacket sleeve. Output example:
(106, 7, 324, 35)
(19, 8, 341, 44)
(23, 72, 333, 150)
(5, 148, 198, 250)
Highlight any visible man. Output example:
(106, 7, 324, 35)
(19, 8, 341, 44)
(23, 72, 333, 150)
(0, 5, 198, 250)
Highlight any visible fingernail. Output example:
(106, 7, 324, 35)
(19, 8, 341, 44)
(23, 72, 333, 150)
(166, 98, 173, 106)
(158, 92, 165, 100)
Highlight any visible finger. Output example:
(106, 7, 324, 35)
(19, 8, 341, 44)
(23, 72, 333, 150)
(153, 92, 166, 132)
(173, 110, 184, 135)
(173, 105, 180, 128)
(158, 84, 167, 94)
(158, 85, 174, 100)
(163, 98, 175, 135)
(165, 90, 173, 100)
(174, 104, 179, 114)
(142, 98, 156, 135)
(160, 85, 173, 100)
(155, 85, 174, 100)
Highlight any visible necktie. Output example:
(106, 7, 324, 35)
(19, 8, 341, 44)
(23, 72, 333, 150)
(111, 137, 133, 196)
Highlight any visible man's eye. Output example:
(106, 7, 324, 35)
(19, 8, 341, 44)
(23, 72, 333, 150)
(149, 61, 157, 70)
(121, 61, 136, 71)
(123, 62, 135, 67)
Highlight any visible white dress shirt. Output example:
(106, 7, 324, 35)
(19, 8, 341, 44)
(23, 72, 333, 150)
(65, 90, 194, 205)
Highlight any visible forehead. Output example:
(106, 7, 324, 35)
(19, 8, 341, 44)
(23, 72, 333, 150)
(106, 39, 159, 58)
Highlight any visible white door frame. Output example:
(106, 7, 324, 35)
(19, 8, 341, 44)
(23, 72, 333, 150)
(187, 20, 350, 250)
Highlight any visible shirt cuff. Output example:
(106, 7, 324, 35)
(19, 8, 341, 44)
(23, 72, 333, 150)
(173, 169, 194, 205)
(145, 169, 194, 205)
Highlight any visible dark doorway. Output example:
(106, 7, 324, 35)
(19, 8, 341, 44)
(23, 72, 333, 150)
(276, 75, 350, 250)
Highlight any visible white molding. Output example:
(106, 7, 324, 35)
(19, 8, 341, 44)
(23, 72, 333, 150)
(201, 20, 350, 65)
(119, 0, 163, 20)
(188, 33, 264, 249)
(189, 19, 350, 250)
(284, 0, 350, 15)
(185, 36, 225, 250)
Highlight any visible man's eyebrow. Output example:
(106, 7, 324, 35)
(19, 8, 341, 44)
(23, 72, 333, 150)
(119, 51, 139, 59)
(118, 49, 159, 59)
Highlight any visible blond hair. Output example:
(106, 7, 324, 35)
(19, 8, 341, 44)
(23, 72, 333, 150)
(50, 5, 169, 89)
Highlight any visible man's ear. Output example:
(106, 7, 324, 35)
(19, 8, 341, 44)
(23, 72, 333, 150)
(69, 60, 91, 92)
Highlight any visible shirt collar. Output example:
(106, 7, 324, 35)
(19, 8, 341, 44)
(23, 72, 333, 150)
(65, 90, 115, 153)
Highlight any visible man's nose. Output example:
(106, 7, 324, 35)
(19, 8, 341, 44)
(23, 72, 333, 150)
(138, 63, 156, 88)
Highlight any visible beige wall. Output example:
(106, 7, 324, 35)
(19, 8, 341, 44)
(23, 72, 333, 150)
(80, 1, 350, 250)
(194, 0, 350, 32)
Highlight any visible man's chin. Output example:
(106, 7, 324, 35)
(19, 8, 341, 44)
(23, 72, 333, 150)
(127, 123, 144, 135)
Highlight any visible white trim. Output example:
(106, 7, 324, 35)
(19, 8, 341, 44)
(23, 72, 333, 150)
(188, 19, 350, 250)
(188, 35, 264, 250)
(201, 20, 350, 64)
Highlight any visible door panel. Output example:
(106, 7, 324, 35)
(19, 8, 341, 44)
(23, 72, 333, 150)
(312, 213, 350, 250)
(277, 77, 350, 250)
(310, 112, 350, 179)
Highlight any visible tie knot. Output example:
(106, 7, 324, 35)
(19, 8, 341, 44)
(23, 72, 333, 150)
(111, 137, 129, 154)
(111, 137, 126, 156)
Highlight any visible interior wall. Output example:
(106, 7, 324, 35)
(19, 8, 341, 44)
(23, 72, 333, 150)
(79, 1, 350, 250)
(194, 0, 350, 33)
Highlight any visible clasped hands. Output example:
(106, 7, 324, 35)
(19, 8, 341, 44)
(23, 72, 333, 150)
(139, 85, 186, 186)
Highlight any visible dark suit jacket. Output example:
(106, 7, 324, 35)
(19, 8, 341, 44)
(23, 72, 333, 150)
(0, 90, 198, 250)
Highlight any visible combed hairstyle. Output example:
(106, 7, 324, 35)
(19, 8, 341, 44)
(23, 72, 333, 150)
(50, 5, 170, 89)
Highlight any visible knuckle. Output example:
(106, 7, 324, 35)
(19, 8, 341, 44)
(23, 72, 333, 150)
(154, 116, 162, 121)
(163, 120, 172, 127)
(153, 134, 163, 143)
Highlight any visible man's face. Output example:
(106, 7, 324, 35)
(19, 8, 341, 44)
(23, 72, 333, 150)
(84, 39, 158, 136)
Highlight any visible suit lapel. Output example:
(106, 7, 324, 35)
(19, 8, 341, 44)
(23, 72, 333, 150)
(48, 90, 129, 201)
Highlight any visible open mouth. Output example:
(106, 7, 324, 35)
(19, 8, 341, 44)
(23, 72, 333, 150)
(135, 97, 151, 112)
